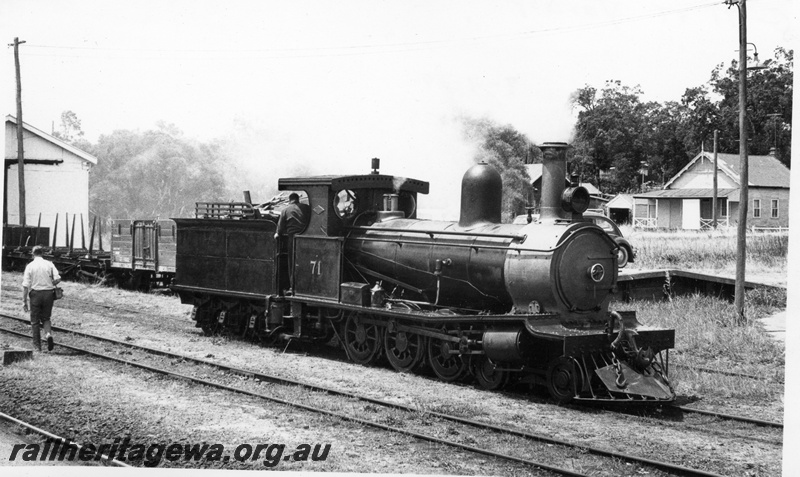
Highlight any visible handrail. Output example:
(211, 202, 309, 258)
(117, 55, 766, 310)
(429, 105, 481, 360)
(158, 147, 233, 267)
(346, 226, 526, 242)
(195, 202, 257, 219)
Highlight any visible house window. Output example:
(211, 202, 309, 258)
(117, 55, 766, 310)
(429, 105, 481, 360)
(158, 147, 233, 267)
(771, 199, 779, 218)
(719, 200, 728, 218)
(753, 199, 761, 218)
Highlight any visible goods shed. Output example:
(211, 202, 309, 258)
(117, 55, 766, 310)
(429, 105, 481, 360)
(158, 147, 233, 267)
(4, 115, 97, 247)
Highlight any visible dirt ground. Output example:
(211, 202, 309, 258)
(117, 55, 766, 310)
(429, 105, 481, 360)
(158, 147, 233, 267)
(0, 270, 785, 475)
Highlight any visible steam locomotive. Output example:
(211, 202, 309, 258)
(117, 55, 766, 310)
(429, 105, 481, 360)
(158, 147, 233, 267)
(172, 143, 675, 403)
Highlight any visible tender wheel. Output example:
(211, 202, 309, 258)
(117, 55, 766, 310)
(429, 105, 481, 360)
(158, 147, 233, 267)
(474, 357, 509, 390)
(384, 328, 425, 372)
(547, 357, 581, 404)
(343, 314, 383, 365)
(427, 335, 467, 381)
(617, 246, 630, 268)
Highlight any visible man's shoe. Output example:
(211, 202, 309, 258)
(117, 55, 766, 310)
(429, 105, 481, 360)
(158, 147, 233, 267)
(46, 333, 54, 351)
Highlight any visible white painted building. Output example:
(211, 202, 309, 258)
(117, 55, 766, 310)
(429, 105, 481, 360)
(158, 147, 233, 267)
(4, 115, 97, 247)
(632, 150, 790, 230)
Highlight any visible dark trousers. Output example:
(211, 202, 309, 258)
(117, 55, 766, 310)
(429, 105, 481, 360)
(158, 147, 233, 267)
(29, 289, 54, 350)
(287, 234, 296, 290)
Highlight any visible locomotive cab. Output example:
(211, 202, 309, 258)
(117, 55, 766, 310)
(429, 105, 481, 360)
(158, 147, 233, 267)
(276, 166, 430, 301)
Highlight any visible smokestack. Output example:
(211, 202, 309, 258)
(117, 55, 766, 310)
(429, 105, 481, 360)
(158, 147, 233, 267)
(539, 142, 570, 221)
(459, 162, 502, 227)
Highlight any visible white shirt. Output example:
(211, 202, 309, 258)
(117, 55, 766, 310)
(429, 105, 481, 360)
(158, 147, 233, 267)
(22, 257, 61, 291)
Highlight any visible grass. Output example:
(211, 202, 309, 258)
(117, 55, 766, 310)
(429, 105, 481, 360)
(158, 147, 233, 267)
(615, 288, 785, 404)
(622, 227, 788, 275)
(609, 227, 787, 404)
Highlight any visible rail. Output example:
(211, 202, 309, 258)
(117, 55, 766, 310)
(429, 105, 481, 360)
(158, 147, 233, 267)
(346, 226, 526, 241)
(633, 218, 657, 229)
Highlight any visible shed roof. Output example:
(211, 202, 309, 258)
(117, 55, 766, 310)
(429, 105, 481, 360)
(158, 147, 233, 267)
(524, 164, 542, 183)
(633, 188, 739, 199)
(5, 115, 97, 164)
(664, 151, 789, 189)
(607, 194, 634, 209)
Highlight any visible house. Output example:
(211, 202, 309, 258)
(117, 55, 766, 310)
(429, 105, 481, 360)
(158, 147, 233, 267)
(524, 164, 608, 212)
(606, 194, 634, 224)
(4, 115, 97, 246)
(632, 151, 790, 230)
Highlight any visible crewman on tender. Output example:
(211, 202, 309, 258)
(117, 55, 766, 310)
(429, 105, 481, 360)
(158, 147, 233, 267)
(274, 192, 310, 293)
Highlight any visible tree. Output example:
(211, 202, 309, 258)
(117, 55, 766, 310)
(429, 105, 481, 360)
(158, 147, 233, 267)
(710, 47, 793, 166)
(53, 110, 85, 144)
(570, 48, 793, 194)
(570, 81, 670, 193)
(461, 117, 535, 222)
(88, 124, 229, 222)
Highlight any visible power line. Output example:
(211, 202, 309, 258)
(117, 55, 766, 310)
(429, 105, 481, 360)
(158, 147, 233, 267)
(19, 1, 726, 59)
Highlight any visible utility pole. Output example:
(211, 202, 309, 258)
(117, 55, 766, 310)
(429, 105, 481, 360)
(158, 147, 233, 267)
(729, 0, 748, 324)
(712, 130, 718, 229)
(12, 37, 27, 227)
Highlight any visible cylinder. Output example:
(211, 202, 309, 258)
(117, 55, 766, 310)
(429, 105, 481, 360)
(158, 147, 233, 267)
(482, 329, 533, 363)
(459, 162, 502, 227)
(539, 142, 570, 220)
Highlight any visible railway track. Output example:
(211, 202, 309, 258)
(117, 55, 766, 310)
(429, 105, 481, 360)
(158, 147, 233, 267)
(0, 306, 783, 429)
(0, 312, 774, 476)
(1, 285, 146, 316)
(0, 411, 131, 468)
(1, 284, 783, 386)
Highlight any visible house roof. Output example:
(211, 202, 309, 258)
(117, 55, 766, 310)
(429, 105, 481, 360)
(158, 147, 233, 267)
(525, 164, 542, 182)
(607, 194, 634, 209)
(634, 188, 739, 199)
(664, 151, 789, 189)
(5, 115, 97, 164)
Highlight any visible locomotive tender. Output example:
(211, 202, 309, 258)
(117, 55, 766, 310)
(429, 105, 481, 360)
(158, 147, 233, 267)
(173, 143, 675, 403)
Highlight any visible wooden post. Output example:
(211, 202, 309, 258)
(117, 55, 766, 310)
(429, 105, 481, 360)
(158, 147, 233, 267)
(70, 214, 76, 252)
(33, 213, 41, 246)
(52, 213, 59, 248)
(89, 216, 96, 254)
(80, 214, 86, 249)
(712, 130, 719, 229)
(733, 0, 749, 324)
(65, 213, 70, 249)
(13, 37, 27, 226)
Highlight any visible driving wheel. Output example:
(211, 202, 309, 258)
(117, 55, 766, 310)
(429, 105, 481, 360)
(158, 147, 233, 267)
(343, 314, 383, 365)
(384, 328, 425, 372)
(427, 334, 467, 381)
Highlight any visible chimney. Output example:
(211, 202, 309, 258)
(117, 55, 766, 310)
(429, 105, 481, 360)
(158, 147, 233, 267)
(539, 142, 570, 220)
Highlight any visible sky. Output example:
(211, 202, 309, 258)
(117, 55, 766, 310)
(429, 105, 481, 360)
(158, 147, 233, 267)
(1, 0, 796, 198)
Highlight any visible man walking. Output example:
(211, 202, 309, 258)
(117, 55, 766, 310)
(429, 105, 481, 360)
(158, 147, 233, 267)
(22, 246, 61, 351)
